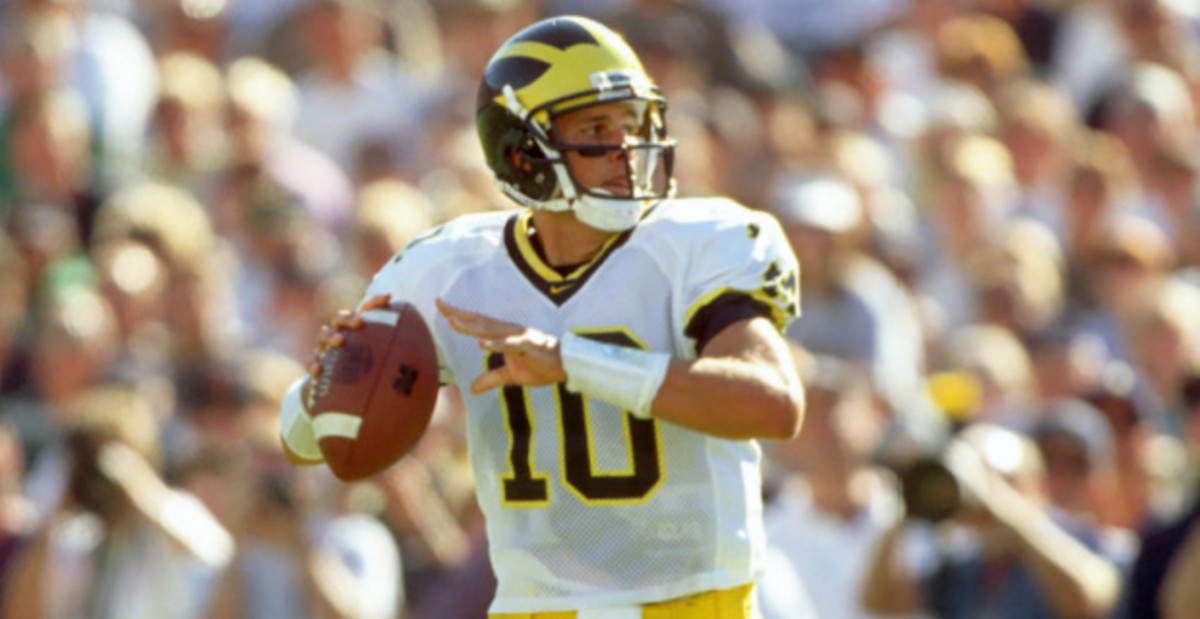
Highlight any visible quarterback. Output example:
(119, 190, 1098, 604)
(281, 15, 805, 618)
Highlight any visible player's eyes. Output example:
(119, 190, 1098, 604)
(577, 145, 609, 158)
(575, 123, 604, 137)
(578, 122, 640, 140)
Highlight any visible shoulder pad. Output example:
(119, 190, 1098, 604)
(641, 198, 800, 337)
(363, 210, 512, 306)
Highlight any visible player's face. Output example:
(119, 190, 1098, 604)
(554, 101, 644, 197)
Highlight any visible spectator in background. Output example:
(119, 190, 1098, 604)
(860, 423, 1124, 619)
(1, 88, 106, 241)
(6, 0, 159, 181)
(939, 323, 1038, 427)
(705, 0, 906, 64)
(217, 56, 352, 237)
(0, 423, 35, 584)
(916, 133, 1018, 332)
(201, 430, 402, 619)
(823, 131, 923, 277)
(603, 0, 797, 99)
(1061, 130, 1140, 270)
(969, 218, 1067, 340)
(1025, 327, 1110, 404)
(973, 0, 1067, 75)
(996, 79, 1079, 235)
(146, 0, 231, 62)
(0, 385, 232, 619)
(377, 412, 492, 619)
(776, 174, 942, 444)
(1068, 210, 1176, 364)
(1030, 398, 1139, 571)
(1149, 141, 1200, 269)
(205, 57, 351, 356)
(430, 0, 540, 101)
(89, 180, 234, 369)
(1086, 370, 1182, 532)
(1116, 0, 1200, 74)
(866, 0, 960, 108)
(143, 52, 229, 200)
(161, 348, 404, 619)
(910, 79, 1000, 204)
(227, 183, 340, 359)
(1101, 62, 1194, 197)
(1052, 0, 1130, 111)
(1124, 277, 1200, 424)
(0, 11, 70, 108)
(0, 12, 72, 208)
(933, 14, 1030, 97)
(1104, 68, 1200, 266)
(0, 231, 29, 389)
(350, 179, 436, 277)
(3, 287, 121, 516)
(293, 0, 428, 177)
(1128, 374, 1200, 619)
(88, 236, 176, 407)
(1133, 503, 1200, 619)
(759, 352, 902, 619)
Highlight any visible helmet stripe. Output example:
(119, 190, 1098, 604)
(508, 17, 599, 50)
(497, 41, 569, 64)
(477, 56, 551, 112)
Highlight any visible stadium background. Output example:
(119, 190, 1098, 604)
(0, 0, 1198, 617)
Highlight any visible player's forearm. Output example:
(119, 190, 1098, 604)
(859, 520, 924, 614)
(650, 356, 803, 440)
(560, 316, 804, 440)
(203, 559, 245, 619)
(104, 445, 234, 566)
(1003, 501, 1121, 618)
(0, 524, 51, 617)
(1162, 521, 1200, 619)
(303, 547, 364, 619)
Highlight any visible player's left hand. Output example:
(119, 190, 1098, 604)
(436, 299, 566, 394)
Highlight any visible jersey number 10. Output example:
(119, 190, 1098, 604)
(489, 330, 664, 507)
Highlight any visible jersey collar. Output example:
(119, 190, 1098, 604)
(504, 211, 633, 306)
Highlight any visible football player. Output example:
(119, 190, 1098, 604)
(281, 15, 805, 618)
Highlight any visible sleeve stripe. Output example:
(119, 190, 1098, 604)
(683, 287, 792, 339)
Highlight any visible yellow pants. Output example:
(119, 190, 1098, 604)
(490, 583, 754, 619)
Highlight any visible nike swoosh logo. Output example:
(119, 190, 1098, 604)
(549, 283, 576, 295)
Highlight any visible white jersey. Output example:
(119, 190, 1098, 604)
(363, 198, 800, 613)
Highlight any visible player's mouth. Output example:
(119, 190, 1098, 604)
(603, 175, 632, 195)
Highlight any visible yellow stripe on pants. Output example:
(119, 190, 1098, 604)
(490, 583, 755, 619)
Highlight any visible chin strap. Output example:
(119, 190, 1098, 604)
(573, 194, 651, 232)
(498, 84, 666, 231)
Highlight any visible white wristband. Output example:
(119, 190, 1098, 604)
(560, 332, 670, 419)
(279, 378, 324, 463)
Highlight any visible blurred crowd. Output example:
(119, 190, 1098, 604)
(0, 0, 1197, 617)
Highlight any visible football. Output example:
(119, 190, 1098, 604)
(306, 300, 439, 481)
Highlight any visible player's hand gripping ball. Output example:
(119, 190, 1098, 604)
(306, 296, 439, 481)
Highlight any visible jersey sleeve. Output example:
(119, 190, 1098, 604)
(679, 207, 800, 348)
(360, 225, 457, 385)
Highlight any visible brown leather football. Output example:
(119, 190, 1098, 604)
(307, 300, 438, 481)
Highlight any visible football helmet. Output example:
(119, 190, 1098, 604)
(476, 16, 676, 232)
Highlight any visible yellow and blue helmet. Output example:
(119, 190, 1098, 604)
(476, 16, 676, 231)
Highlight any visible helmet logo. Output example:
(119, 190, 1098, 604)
(590, 70, 651, 100)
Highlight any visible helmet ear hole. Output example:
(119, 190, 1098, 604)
(506, 132, 557, 201)
(508, 135, 541, 172)
(478, 105, 558, 201)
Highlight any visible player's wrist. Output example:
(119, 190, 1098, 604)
(560, 332, 670, 419)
